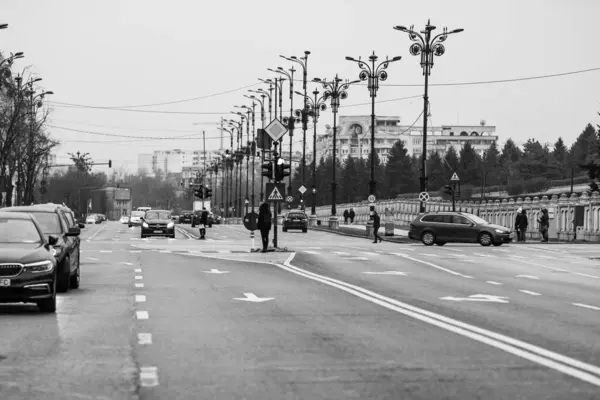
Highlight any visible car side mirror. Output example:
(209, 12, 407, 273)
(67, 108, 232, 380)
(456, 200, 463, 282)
(48, 235, 58, 246)
(78, 223, 85, 229)
(67, 226, 81, 236)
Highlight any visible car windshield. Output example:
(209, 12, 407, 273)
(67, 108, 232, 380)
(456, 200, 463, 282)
(145, 211, 170, 220)
(0, 218, 42, 243)
(26, 212, 63, 235)
(465, 214, 489, 225)
(131, 211, 145, 217)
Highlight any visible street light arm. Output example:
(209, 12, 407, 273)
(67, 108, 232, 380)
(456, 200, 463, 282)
(432, 27, 463, 44)
(394, 25, 426, 45)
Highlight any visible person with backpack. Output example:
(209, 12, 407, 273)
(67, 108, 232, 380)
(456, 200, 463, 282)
(257, 202, 272, 252)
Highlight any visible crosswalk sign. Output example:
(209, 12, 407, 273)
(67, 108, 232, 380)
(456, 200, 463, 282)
(450, 172, 460, 182)
(265, 183, 285, 202)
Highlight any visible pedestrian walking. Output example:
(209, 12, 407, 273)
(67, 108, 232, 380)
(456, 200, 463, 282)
(257, 202, 272, 252)
(538, 208, 549, 242)
(515, 207, 522, 240)
(372, 210, 382, 243)
(343, 209, 349, 224)
(518, 209, 528, 242)
(198, 208, 208, 239)
(349, 208, 355, 224)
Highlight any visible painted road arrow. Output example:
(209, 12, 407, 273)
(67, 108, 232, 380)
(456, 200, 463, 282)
(516, 275, 540, 280)
(233, 293, 274, 303)
(363, 271, 407, 276)
(203, 269, 229, 274)
(440, 294, 509, 303)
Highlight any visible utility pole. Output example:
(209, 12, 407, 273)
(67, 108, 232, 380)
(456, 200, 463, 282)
(202, 130, 206, 209)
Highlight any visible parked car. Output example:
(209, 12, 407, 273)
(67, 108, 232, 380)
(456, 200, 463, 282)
(128, 211, 145, 227)
(0, 211, 59, 313)
(179, 211, 193, 224)
(85, 214, 97, 224)
(408, 212, 513, 247)
(171, 215, 180, 223)
(283, 211, 308, 233)
(119, 215, 129, 224)
(1, 203, 82, 292)
(141, 210, 175, 238)
(97, 214, 106, 222)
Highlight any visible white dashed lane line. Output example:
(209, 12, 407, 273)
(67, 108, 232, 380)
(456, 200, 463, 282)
(135, 283, 144, 288)
(135, 276, 143, 280)
(135, 295, 146, 303)
(138, 333, 152, 345)
(486, 281, 503, 285)
(120, 262, 134, 266)
(519, 290, 542, 296)
(140, 366, 159, 387)
(100, 250, 112, 253)
(136, 311, 149, 320)
(573, 303, 600, 311)
(86, 257, 99, 261)
(134, 268, 142, 273)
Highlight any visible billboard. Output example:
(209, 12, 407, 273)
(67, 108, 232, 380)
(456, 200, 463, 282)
(114, 188, 131, 201)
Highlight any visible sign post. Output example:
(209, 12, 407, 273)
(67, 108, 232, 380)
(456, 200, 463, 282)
(263, 119, 288, 250)
(450, 173, 461, 212)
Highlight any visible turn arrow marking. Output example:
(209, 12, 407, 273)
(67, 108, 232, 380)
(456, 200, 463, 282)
(233, 293, 274, 303)
(204, 269, 229, 274)
(363, 271, 407, 276)
(440, 294, 509, 303)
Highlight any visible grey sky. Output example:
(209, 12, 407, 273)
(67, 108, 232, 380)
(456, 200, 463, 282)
(3, 0, 599, 175)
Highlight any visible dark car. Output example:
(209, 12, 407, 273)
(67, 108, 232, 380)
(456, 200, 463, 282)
(0, 211, 60, 312)
(179, 211, 193, 224)
(408, 212, 513, 247)
(192, 210, 212, 228)
(283, 211, 308, 233)
(141, 210, 175, 238)
(1, 204, 82, 292)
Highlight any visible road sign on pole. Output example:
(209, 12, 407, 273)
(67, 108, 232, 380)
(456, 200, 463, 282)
(298, 185, 307, 194)
(286, 196, 293, 203)
(368, 195, 376, 203)
(418, 192, 430, 202)
(264, 119, 288, 142)
(450, 172, 460, 182)
(266, 183, 285, 202)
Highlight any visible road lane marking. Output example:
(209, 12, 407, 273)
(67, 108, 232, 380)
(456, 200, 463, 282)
(419, 253, 437, 257)
(345, 257, 368, 261)
(134, 268, 142, 272)
(516, 275, 540, 280)
(135, 295, 146, 303)
(303, 251, 319, 254)
(136, 311, 149, 320)
(573, 303, 600, 311)
(100, 250, 112, 253)
(138, 333, 152, 345)
(306, 247, 322, 250)
(86, 227, 104, 241)
(218, 250, 231, 254)
(135, 276, 143, 280)
(440, 294, 509, 303)
(159, 250, 172, 253)
(204, 269, 229, 274)
(278, 254, 600, 387)
(511, 257, 594, 276)
(361, 252, 379, 256)
(86, 257, 99, 261)
(140, 366, 159, 387)
(519, 290, 542, 296)
(135, 283, 144, 288)
(233, 292, 274, 302)
(486, 281, 503, 285)
(120, 262, 134, 266)
(443, 248, 464, 252)
(392, 253, 474, 278)
(333, 251, 350, 255)
(129, 250, 142, 254)
(573, 272, 600, 279)
(473, 253, 496, 258)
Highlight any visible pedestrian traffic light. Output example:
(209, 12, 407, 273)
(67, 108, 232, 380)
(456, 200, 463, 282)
(262, 162, 273, 180)
(108, 160, 112, 168)
(205, 188, 212, 198)
(444, 185, 454, 196)
(195, 185, 204, 198)
(275, 159, 291, 182)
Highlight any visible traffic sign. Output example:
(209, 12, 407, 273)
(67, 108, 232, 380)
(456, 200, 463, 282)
(265, 182, 285, 202)
(286, 196, 293, 203)
(368, 194, 376, 203)
(264, 119, 288, 142)
(418, 192, 430, 202)
(298, 185, 307, 194)
(450, 172, 460, 182)
(243, 212, 259, 231)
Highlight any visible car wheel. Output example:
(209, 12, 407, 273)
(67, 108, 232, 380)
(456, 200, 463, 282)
(141, 234, 145, 239)
(191, 223, 196, 228)
(436, 241, 446, 246)
(56, 256, 70, 293)
(37, 278, 56, 313)
(479, 232, 493, 246)
(282, 227, 287, 232)
(302, 228, 307, 233)
(170, 234, 176, 239)
(128, 224, 132, 228)
(493, 242, 503, 247)
(70, 267, 80, 289)
(421, 231, 436, 246)
(208, 223, 212, 228)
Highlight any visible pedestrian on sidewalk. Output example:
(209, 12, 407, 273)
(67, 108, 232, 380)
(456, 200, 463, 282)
(515, 207, 523, 240)
(538, 208, 549, 242)
(198, 208, 208, 240)
(349, 208, 355, 225)
(372, 210, 382, 243)
(258, 202, 272, 253)
(343, 209, 349, 224)
(518, 209, 528, 242)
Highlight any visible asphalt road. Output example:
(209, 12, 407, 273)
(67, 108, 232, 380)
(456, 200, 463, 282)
(3, 221, 600, 399)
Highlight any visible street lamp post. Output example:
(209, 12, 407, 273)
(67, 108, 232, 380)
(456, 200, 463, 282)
(271, 67, 296, 197)
(346, 52, 401, 233)
(25, 88, 53, 204)
(313, 75, 357, 228)
(394, 20, 463, 213)
(296, 88, 327, 223)
(245, 93, 266, 203)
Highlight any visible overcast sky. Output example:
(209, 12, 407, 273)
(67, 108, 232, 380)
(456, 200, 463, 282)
(3, 0, 600, 175)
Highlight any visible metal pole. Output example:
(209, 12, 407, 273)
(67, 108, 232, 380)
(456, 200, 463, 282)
(221, 155, 225, 216)
(273, 141, 279, 248)
(420, 62, 430, 213)
(245, 111, 250, 215)
(288, 71, 294, 197)
(260, 100, 266, 203)
(331, 105, 337, 217)
(301, 53, 309, 205)
(311, 95, 318, 217)
(251, 103, 256, 213)
(202, 130, 206, 209)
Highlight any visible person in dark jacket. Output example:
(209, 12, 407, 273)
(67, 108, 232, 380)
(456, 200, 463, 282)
(343, 209, 349, 224)
(518, 209, 528, 242)
(198, 208, 208, 239)
(372, 210, 382, 243)
(349, 208, 355, 224)
(257, 202, 272, 252)
(538, 208, 549, 242)
(515, 207, 523, 240)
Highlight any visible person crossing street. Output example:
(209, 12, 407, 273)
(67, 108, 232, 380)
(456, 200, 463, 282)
(372, 210, 382, 243)
(198, 208, 208, 240)
(257, 202, 272, 253)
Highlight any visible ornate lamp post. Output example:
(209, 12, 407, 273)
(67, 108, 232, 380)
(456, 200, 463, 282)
(295, 88, 327, 223)
(25, 88, 53, 205)
(346, 52, 401, 232)
(394, 20, 463, 213)
(245, 94, 266, 203)
(313, 75, 358, 228)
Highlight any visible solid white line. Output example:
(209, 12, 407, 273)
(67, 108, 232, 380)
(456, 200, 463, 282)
(140, 366, 159, 387)
(134, 268, 142, 273)
(392, 253, 473, 278)
(510, 257, 569, 272)
(135, 295, 146, 303)
(120, 262, 134, 266)
(217, 250, 231, 253)
(361, 252, 379, 256)
(100, 250, 112, 253)
(136, 311, 149, 320)
(277, 253, 600, 386)
(486, 281, 503, 285)
(135, 276, 143, 280)
(573, 303, 600, 311)
(519, 290, 542, 296)
(573, 272, 600, 279)
(333, 251, 350, 255)
(129, 250, 142, 254)
(443, 248, 464, 252)
(137, 333, 152, 345)
(303, 250, 319, 254)
(86, 257, 99, 261)
(345, 257, 368, 261)
(135, 283, 144, 288)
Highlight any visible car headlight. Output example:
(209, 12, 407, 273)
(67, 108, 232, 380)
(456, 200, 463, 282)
(23, 260, 54, 273)
(495, 229, 508, 234)
(167, 222, 174, 228)
(142, 222, 149, 228)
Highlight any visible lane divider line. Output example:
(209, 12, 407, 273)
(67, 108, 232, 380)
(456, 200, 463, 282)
(519, 290, 542, 296)
(136, 311, 149, 320)
(134, 268, 142, 273)
(140, 366, 159, 387)
(486, 281, 503, 285)
(86, 257, 99, 261)
(137, 333, 152, 345)
(135, 276, 143, 280)
(135, 295, 146, 303)
(573, 303, 600, 311)
(135, 283, 144, 288)
(391, 253, 474, 279)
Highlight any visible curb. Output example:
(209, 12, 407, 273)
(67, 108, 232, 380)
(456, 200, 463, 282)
(309, 226, 413, 243)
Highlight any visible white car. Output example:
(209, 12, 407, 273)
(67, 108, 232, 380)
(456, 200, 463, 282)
(119, 216, 129, 224)
(85, 215, 97, 224)
(128, 211, 145, 227)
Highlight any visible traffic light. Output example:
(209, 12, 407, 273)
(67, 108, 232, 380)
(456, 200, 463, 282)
(194, 185, 204, 198)
(108, 160, 112, 168)
(262, 162, 273, 180)
(275, 159, 291, 182)
(205, 188, 212, 198)
(444, 185, 454, 196)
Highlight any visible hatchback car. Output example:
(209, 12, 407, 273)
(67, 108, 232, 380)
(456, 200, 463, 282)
(1, 204, 82, 292)
(119, 215, 129, 224)
(85, 214, 97, 224)
(409, 212, 513, 246)
(141, 210, 175, 238)
(283, 211, 308, 233)
(0, 212, 59, 312)
(128, 211, 145, 227)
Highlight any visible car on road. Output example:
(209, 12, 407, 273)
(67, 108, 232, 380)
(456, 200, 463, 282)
(97, 214, 106, 222)
(0, 211, 59, 313)
(119, 215, 129, 224)
(128, 211, 145, 227)
(408, 211, 513, 247)
(141, 209, 175, 238)
(85, 214, 97, 224)
(283, 211, 308, 233)
(179, 210, 193, 224)
(1, 203, 82, 293)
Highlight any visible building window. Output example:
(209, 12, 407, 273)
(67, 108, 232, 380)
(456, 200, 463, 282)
(460, 131, 468, 136)
(470, 131, 479, 136)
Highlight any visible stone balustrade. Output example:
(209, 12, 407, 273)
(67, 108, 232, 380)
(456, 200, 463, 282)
(313, 192, 600, 241)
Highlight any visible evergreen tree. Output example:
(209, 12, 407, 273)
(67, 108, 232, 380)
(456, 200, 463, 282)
(355, 157, 370, 199)
(340, 156, 359, 203)
(571, 123, 598, 172)
(482, 142, 501, 186)
(365, 150, 385, 198)
(498, 139, 522, 185)
(444, 146, 459, 179)
(552, 137, 570, 179)
(458, 142, 481, 185)
(385, 140, 416, 197)
(426, 152, 445, 191)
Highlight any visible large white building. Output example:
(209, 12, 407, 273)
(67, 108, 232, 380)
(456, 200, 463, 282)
(137, 149, 220, 177)
(315, 116, 497, 164)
